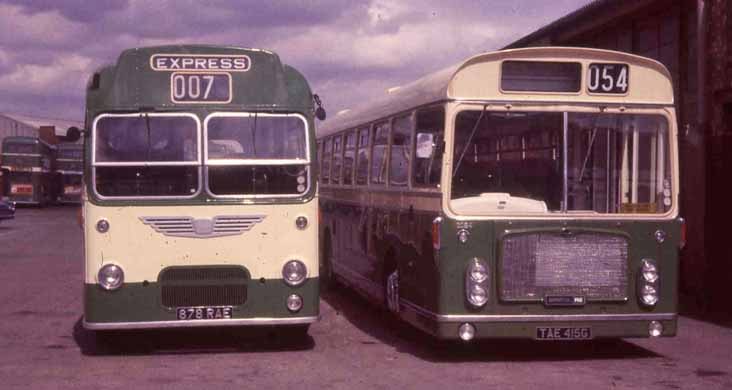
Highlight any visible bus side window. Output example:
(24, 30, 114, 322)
(390, 114, 413, 187)
(322, 138, 332, 184)
(371, 122, 389, 186)
(343, 130, 356, 185)
(331, 135, 342, 185)
(355, 127, 370, 185)
(413, 107, 445, 187)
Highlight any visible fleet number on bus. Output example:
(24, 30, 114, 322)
(170, 72, 232, 103)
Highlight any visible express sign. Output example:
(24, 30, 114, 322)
(150, 54, 250, 72)
(150, 54, 250, 103)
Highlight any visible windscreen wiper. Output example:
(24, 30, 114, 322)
(452, 105, 487, 177)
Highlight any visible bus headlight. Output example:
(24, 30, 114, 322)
(466, 258, 489, 308)
(98, 264, 124, 290)
(282, 260, 307, 286)
(641, 259, 658, 283)
(640, 284, 659, 306)
(638, 259, 659, 307)
(286, 294, 303, 313)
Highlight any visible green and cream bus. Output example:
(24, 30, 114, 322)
(55, 143, 83, 204)
(82, 45, 320, 335)
(1, 136, 58, 206)
(317, 47, 684, 341)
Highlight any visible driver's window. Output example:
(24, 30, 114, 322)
(413, 107, 444, 187)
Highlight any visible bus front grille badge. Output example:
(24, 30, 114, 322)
(140, 215, 266, 238)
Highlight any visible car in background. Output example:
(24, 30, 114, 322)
(0, 199, 16, 223)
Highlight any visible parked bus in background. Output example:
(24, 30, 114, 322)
(55, 143, 83, 204)
(317, 47, 684, 341)
(1, 136, 58, 206)
(81, 45, 321, 337)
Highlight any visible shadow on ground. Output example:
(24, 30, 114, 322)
(322, 286, 661, 363)
(679, 293, 732, 330)
(73, 317, 314, 356)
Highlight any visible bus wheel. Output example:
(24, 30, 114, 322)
(386, 270, 400, 314)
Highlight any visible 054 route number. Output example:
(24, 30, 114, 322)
(587, 63, 629, 94)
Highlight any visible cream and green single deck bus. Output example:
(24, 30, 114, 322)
(82, 45, 320, 334)
(317, 47, 683, 341)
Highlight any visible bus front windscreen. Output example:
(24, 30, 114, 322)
(205, 115, 309, 196)
(93, 115, 199, 197)
(450, 111, 672, 215)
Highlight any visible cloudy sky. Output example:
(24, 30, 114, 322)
(0, 0, 593, 125)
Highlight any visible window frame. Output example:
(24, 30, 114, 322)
(389, 112, 415, 187)
(370, 120, 391, 187)
(91, 112, 202, 200)
(447, 104, 677, 218)
(343, 129, 357, 186)
(412, 105, 446, 189)
(203, 111, 312, 199)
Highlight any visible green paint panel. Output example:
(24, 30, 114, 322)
(84, 277, 319, 323)
(436, 219, 681, 315)
(388, 217, 683, 339)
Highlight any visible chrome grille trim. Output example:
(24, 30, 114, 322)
(500, 231, 628, 302)
(159, 266, 249, 308)
(140, 215, 265, 238)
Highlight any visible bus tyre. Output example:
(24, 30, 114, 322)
(386, 270, 399, 314)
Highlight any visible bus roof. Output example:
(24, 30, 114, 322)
(86, 44, 314, 115)
(1, 136, 55, 150)
(2, 136, 39, 145)
(317, 47, 674, 138)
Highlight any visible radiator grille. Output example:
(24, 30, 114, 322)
(159, 266, 248, 308)
(500, 232, 628, 301)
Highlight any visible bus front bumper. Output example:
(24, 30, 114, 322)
(83, 278, 319, 330)
(400, 301, 677, 340)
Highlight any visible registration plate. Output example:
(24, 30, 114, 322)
(176, 306, 233, 321)
(536, 327, 592, 340)
(64, 185, 81, 195)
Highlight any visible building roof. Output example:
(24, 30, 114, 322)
(0, 113, 83, 135)
(0, 113, 38, 130)
(502, 0, 652, 49)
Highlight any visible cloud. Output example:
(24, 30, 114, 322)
(0, 4, 87, 49)
(0, 53, 93, 96)
(0, 0, 594, 121)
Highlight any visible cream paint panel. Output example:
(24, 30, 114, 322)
(440, 102, 680, 221)
(449, 54, 674, 105)
(84, 201, 318, 283)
